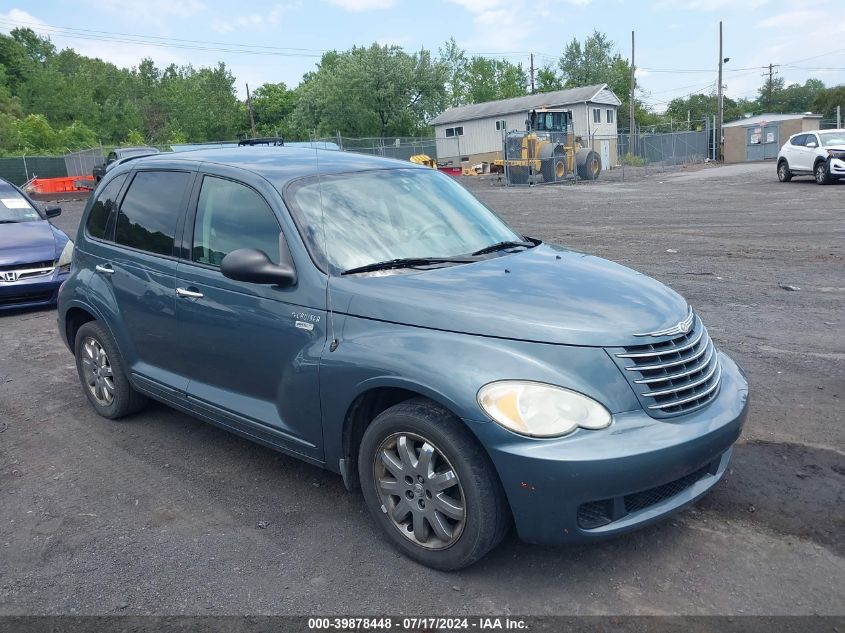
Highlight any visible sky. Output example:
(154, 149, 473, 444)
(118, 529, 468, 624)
(1, 0, 843, 114)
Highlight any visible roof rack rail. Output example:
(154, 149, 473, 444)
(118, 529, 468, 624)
(238, 137, 285, 146)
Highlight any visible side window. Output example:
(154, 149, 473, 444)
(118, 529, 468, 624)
(606, 109, 614, 124)
(445, 128, 455, 138)
(790, 134, 806, 146)
(86, 174, 127, 240)
(454, 126, 464, 136)
(805, 134, 819, 147)
(106, 152, 117, 164)
(592, 108, 601, 124)
(192, 176, 281, 267)
(115, 171, 191, 257)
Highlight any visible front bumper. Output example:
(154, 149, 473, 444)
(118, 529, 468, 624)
(0, 270, 68, 311)
(467, 350, 749, 545)
(829, 157, 845, 177)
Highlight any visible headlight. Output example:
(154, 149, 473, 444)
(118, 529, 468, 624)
(477, 381, 611, 438)
(56, 240, 74, 272)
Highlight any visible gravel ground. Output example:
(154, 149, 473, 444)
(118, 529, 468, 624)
(0, 162, 843, 616)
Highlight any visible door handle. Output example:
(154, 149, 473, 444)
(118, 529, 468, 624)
(95, 264, 114, 275)
(176, 287, 204, 299)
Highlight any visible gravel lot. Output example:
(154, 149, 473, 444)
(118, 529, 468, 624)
(1, 162, 843, 616)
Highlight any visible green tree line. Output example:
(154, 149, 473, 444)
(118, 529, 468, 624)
(0, 26, 842, 155)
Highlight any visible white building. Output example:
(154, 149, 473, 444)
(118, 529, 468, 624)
(430, 84, 621, 168)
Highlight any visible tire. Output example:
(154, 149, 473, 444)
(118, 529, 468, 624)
(578, 150, 602, 180)
(74, 321, 147, 419)
(358, 398, 510, 570)
(507, 165, 529, 185)
(777, 160, 793, 182)
(815, 160, 832, 185)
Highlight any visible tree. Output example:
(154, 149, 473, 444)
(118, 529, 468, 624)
(438, 38, 469, 107)
(757, 77, 824, 113)
(293, 44, 447, 137)
(463, 57, 527, 104)
(812, 85, 845, 119)
(536, 65, 563, 93)
(251, 82, 299, 138)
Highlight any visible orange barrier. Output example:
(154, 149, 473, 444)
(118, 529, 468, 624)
(30, 175, 95, 194)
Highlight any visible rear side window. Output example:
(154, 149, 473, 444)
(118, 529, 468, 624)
(192, 176, 281, 267)
(115, 171, 191, 257)
(86, 174, 127, 240)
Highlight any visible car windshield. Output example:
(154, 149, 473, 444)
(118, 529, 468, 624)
(285, 168, 524, 274)
(0, 188, 41, 223)
(818, 132, 845, 146)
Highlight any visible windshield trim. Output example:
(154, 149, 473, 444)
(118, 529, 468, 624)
(281, 166, 523, 276)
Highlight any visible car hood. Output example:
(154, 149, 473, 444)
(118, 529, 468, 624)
(0, 220, 61, 266)
(331, 243, 690, 347)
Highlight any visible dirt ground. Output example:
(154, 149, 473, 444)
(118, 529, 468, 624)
(0, 162, 842, 616)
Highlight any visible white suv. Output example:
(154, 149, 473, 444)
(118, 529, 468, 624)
(777, 129, 845, 184)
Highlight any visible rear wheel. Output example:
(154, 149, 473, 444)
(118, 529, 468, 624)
(815, 160, 832, 185)
(74, 322, 147, 419)
(578, 150, 602, 180)
(358, 399, 509, 570)
(777, 160, 793, 182)
(542, 148, 567, 183)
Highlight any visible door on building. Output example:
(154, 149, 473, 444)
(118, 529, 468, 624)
(600, 140, 610, 169)
(762, 125, 779, 160)
(746, 127, 764, 161)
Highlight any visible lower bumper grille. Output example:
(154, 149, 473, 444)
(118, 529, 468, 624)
(577, 463, 715, 530)
(0, 290, 55, 307)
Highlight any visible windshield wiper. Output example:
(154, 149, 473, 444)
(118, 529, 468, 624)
(471, 240, 534, 256)
(342, 256, 477, 276)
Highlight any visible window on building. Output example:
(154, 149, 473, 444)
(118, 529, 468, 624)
(192, 177, 282, 267)
(606, 109, 614, 124)
(445, 128, 455, 138)
(115, 171, 192, 257)
(593, 108, 601, 124)
(495, 120, 507, 131)
(455, 126, 464, 136)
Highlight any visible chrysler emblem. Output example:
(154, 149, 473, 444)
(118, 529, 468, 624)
(635, 307, 694, 337)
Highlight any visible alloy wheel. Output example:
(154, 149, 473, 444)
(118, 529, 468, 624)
(815, 163, 827, 184)
(373, 432, 466, 550)
(81, 336, 115, 406)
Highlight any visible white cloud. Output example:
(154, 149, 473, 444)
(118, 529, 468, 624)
(653, 0, 767, 9)
(445, 0, 535, 52)
(210, 3, 300, 33)
(0, 8, 49, 33)
(324, 0, 395, 11)
(96, 0, 207, 23)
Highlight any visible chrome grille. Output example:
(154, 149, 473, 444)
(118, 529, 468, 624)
(0, 260, 55, 282)
(610, 315, 721, 418)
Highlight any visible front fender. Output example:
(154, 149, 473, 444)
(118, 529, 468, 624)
(319, 314, 640, 468)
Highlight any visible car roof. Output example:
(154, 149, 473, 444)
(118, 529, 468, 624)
(128, 146, 427, 187)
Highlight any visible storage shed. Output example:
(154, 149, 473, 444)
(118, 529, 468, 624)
(430, 84, 621, 168)
(723, 113, 822, 163)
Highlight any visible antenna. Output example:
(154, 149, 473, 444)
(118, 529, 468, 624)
(314, 142, 338, 352)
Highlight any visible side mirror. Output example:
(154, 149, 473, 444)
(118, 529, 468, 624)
(806, 141, 818, 148)
(221, 248, 296, 286)
(44, 205, 62, 218)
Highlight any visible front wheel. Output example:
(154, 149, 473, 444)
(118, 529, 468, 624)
(358, 399, 509, 570)
(777, 160, 792, 182)
(815, 160, 832, 185)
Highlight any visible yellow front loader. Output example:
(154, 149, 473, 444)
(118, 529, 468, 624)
(496, 109, 602, 185)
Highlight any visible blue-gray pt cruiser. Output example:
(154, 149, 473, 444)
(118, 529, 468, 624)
(58, 148, 749, 570)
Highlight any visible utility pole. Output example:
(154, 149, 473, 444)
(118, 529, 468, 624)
(630, 30, 636, 155)
(246, 83, 256, 138)
(530, 53, 535, 94)
(717, 21, 723, 161)
(838, 105, 842, 129)
(762, 64, 780, 112)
